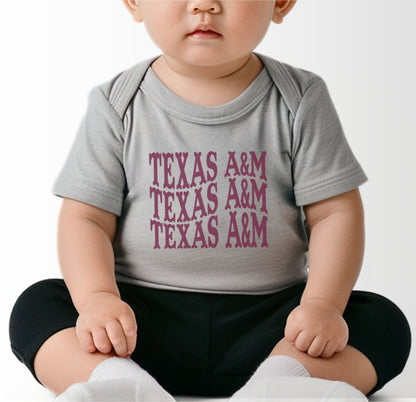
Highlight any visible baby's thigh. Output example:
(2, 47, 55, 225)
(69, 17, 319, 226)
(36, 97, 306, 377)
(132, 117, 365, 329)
(208, 282, 306, 374)
(206, 282, 306, 396)
(116, 281, 307, 397)
(120, 283, 212, 396)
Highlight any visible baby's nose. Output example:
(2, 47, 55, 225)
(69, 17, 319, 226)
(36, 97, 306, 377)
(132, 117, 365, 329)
(187, 0, 221, 14)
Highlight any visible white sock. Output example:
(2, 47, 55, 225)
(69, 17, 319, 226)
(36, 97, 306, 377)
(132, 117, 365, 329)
(55, 357, 175, 402)
(230, 355, 367, 402)
(248, 355, 311, 380)
(89, 356, 156, 381)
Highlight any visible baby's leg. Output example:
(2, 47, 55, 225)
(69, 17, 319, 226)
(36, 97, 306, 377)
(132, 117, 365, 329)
(34, 327, 175, 401)
(33, 326, 115, 394)
(268, 340, 377, 393)
(9, 279, 175, 400)
(228, 287, 411, 400)
(266, 289, 411, 396)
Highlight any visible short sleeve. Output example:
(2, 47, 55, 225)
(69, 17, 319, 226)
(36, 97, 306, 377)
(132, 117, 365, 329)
(51, 86, 126, 216)
(292, 76, 368, 206)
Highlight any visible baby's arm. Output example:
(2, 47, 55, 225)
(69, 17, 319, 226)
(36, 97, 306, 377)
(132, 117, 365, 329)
(284, 188, 365, 358)
(57, 197, 137, 357)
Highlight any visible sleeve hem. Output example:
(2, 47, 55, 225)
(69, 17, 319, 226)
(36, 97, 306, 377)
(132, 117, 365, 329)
(294, 167, 368, 206)
(52, 180, 123, 216)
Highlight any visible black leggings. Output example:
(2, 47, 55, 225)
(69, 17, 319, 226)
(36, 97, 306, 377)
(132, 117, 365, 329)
(9, 279, 411, 397)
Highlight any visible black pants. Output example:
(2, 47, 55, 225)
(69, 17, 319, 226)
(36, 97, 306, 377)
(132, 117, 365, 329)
(9, 279, 411, 397)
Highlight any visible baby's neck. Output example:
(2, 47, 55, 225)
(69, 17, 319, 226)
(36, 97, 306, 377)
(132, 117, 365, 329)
(150, 53, 264, 107)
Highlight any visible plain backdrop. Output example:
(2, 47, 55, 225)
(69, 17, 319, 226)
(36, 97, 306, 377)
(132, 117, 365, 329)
(1, 0, 415, 400)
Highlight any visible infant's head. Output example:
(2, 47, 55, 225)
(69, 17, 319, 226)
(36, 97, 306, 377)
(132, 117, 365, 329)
(121, 0, 296, 67)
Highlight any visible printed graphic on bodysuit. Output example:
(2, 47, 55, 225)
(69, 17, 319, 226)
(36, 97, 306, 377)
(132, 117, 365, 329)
(224, 151, 268, 248)
(149, 151, 268, 250)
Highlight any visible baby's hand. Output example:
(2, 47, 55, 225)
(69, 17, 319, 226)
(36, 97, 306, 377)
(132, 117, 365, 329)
(284, 299, 349, 358)
(76, 292, 138, 357)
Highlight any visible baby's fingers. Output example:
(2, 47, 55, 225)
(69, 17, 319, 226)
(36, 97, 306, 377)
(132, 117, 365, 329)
(119, 314, 138, 355)
(92, 326, 113, 354)
(106, 320, 128, 357)
(77, 326, 96, 353)
(321, 340, 338, 358)
(307, 336, 327, 357)
(284, 320, 301, 343)
(293, 330, 315, 353)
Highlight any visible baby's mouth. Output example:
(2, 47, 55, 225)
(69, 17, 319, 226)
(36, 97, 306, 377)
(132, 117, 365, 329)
(187, 30, 222, 39)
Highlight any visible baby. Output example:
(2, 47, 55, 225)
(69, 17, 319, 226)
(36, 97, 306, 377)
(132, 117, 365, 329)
(9, 0, 411, 401)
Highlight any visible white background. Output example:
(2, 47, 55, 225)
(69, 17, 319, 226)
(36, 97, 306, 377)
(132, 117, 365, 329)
(1, 0, 415, 400)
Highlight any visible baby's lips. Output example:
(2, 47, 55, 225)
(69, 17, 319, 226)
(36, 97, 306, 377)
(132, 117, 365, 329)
(188, 23, 221, 36)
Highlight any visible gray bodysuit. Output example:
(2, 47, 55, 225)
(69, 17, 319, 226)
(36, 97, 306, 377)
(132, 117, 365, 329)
(52, 52, 368, 295)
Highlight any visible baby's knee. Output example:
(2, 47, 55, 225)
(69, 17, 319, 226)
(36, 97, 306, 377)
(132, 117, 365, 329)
(9, 279, 77, 371)
(365, 292, 411, 352)
(10, 279, 65, 330)
(346, 290, 412, 394)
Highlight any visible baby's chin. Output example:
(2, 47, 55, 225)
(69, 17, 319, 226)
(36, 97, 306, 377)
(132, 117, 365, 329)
(160, 50, 257, 74)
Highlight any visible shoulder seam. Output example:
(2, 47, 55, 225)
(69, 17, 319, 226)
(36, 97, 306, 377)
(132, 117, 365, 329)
(105, 55, 160, 120)
(292, 76, 323, 124)
(255, 52, 320, 120)
(275, 62, 302, 108)
(108, 66, 138, 118)
(97, 86, 124, 123)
